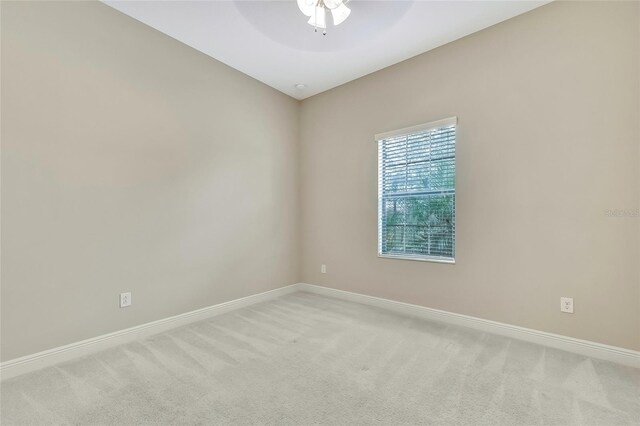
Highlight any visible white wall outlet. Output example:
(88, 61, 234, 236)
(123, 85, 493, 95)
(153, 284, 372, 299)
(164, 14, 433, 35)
(321, 264, 327, 274)
(120, 292, 131, 308)
(560, 297, 573, 313)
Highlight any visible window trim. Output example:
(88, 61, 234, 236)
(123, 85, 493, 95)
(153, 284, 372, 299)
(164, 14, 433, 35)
(376, 116, 457, 264)
(374, 117, 457, 142)
(377, 253, 456, 264)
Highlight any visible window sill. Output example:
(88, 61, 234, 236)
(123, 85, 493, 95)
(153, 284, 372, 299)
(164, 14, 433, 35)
(377, 254, 456, 264)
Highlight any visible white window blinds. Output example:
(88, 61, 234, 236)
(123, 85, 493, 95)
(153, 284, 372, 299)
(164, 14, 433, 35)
(377, 117, 456, 262)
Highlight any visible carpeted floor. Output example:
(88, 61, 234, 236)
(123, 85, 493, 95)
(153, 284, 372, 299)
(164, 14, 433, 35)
(1, 292, 639, 425)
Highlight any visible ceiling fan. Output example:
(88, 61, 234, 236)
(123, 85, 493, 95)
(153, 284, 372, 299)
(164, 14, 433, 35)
(297, 0, 351, 35)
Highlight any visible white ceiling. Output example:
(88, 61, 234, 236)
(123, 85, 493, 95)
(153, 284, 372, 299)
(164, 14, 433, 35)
(103, 0, 550, 100)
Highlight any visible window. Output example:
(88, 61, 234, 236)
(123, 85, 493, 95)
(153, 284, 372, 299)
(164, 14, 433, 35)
(377, 117, 456, 263)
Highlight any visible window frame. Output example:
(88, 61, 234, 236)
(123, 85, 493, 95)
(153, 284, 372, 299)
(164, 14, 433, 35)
(376, 117, 457, 264)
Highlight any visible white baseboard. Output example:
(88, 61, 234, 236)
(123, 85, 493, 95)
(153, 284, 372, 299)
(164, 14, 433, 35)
(298, 283, 640, 368)
(0, 284, 299, 380)
(2, 282, 638, 380)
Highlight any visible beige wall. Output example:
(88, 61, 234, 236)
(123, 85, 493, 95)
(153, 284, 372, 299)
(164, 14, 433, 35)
(1, 1, 300, 361)
(300, 1, 640, 350)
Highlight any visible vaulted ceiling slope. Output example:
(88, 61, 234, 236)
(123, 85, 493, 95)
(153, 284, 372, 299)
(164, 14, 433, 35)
(104, 1, 551, 100)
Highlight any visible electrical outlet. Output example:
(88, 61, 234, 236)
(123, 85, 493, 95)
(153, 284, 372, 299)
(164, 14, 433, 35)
(560, 297, 573, 313)
(120, 292, 131, 308)
(321, 264, 327, 274)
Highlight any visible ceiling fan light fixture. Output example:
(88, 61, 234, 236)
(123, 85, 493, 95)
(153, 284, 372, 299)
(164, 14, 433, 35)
(308, 6, 327, 29)
(323, 0, 343, 10)
(331, 3, 351, 26)
(299, 0, 349, 34)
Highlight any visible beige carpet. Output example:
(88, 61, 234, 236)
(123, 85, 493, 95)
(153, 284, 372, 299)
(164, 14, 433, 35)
(1, 292, 639, 425)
